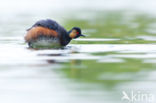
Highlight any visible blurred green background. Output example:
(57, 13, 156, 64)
(0, 0, 156, 103)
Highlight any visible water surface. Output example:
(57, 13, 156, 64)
(1, 0, 156, 103)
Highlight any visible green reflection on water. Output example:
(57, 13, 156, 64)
(55, 11, 156, 89)
(60, 59, 154, 84)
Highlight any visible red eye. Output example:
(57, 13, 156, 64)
(77, 32, 79, 34)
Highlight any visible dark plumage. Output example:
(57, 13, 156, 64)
(25, 19, 85, 48)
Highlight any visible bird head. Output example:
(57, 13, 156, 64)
(69, 27, 85, 39)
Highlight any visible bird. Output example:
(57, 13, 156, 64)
(24, 19, 85, 48)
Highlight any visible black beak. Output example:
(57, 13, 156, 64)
(80, 34, 86, 37)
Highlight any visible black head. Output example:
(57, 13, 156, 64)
(69, 27, 85, 39)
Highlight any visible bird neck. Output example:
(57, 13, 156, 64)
(59, 31, 72, 46)
(67, 30, 72, 39)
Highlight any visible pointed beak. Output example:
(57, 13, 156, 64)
(80, 34, 86, 37)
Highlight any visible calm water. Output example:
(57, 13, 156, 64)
(1, 0, 156, 103)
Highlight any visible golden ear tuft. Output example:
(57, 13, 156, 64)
(69, 30, 77, 38)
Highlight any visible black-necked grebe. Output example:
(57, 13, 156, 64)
(25, 19, 85, 48)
